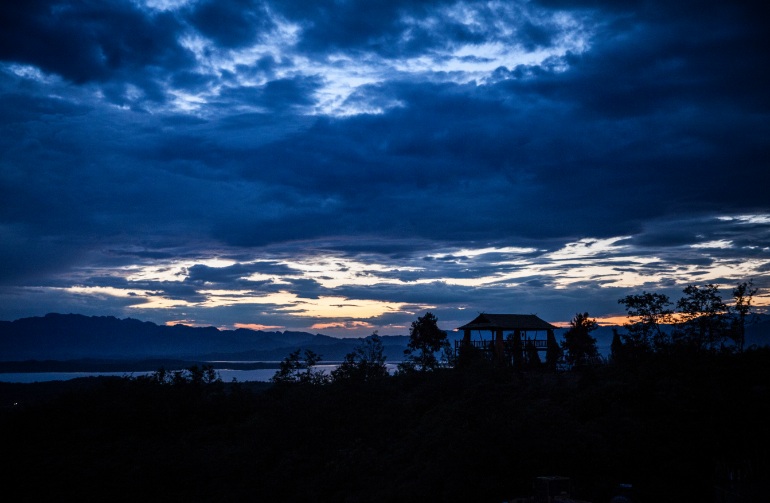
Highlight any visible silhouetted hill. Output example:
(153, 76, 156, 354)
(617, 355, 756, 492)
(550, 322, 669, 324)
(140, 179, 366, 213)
(744, 313, 770, 347)
(2, 312, 767, 365)
(0, 313, 409, 362)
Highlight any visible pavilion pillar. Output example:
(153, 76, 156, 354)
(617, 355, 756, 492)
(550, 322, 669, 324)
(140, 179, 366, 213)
(546, 329, 558, 368)
(463, 329, 471, 344)
(495, 329, 505, 363)
(512, 329, 523, 368)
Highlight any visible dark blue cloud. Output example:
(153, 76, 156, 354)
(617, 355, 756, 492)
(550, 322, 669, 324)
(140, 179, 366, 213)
(0, 1, 191, 94)
(274, 0, 440, 55)
(186, 0, 273, 48)
(216, 76, 323, 111)
(185, 261, 296, 284)
(1, 0, 768, 331)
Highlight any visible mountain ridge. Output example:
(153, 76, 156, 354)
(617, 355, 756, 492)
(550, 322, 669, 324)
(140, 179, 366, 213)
(0, 313, 400, 361)
(2, 312, 768, 363)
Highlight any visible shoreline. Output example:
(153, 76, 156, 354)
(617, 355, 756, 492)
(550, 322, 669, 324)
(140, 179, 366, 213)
(0, 359, 288, 373)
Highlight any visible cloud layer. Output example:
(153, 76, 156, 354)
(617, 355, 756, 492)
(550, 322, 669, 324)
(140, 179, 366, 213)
(1, 0, 769, 335)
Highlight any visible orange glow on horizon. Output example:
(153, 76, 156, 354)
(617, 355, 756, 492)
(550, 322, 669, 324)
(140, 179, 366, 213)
(552, 315, 636, 327)
(235, 322, 285, 331)
(594, 316, 631, 327)
(311, 320, 375, 331)
(164, 319, 210, 327)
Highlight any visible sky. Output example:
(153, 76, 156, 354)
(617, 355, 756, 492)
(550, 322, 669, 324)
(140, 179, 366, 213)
(1, 0, 769, 337)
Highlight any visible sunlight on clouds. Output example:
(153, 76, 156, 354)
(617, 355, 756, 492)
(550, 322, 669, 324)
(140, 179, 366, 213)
(234, 322, 285, 331)
(547, 262, 660, 289)
(57, 281, 418, 321)
(157, 0, 592, 116)
(307, 2, 591, 114)
(284, 295, 410, 318)
(196, 289, 417, 320)
(546, 237, 631, 260)
(429, 246, 539, 259)
(279, 256, 422, 289)
(438, 255, 662, 290)
(136, 0, 193, 11)
(58, 286, 191, 309)
(691, 239, 733, 249)
(592, 315, 635, 326)
(752, 293, 770, 309)
(2, 1, 594, 118)
(416, 240, 679, 290)
(132, 297, 192, 309)
(125, 258, 236, 283)
(168, 89, 208, 112)
(717, 214, 770, 225)
(165, 319, 210, 327)
(192, 22, 300, 78)
(445, 44, 565, 77)
(395, 2, 590, 84)
(674, 259, 770, 286)
(308, 56, 400, 115)
(7, 64, 45, 81)
(240, 272, 293, 285)
(65, 286, 150, 298)
(550, 11, 592, 53)
(6, 64, 62, 85)
(390, 39, 580, 87)
(171, 13, 303, 114)
(311, 320, 376, 331)
(195, 290, 293, 308)
(38, 230, 770, 331)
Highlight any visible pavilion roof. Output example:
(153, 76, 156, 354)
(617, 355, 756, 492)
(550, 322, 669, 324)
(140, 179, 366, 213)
(457, 313, 556, 331)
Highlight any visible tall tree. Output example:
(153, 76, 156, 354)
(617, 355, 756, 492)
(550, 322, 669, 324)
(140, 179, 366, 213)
(618, 291, 673, 351)
(399, 312, 450, 372)
(561, 312, 599, 366)
(609, 328, 625, 363)
(730, 280, 758, 352)
(545, 330, 562, 369)
(674, 284, 728, 352)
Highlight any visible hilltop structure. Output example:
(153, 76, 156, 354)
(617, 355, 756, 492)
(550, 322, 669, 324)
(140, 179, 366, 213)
(456, 313, 558, 367)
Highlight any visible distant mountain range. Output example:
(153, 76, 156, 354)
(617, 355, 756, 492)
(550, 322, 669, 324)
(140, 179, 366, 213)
(1, 312, 768, 363)
(0, 313, 413, 362)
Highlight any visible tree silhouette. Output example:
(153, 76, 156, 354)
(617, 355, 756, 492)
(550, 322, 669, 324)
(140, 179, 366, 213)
(147, 365, 222, 387)
(731, 280, 757, 352)
(561, 312, 599, 365)
(331, 332, 388, 383)
(674, 284, 728, 352)
(398, 312, 449, 372)
(271, 349, 329, 385)
(618, 292, 673, 351)
(610, 328, 625, 363)
(545, 330, 562, 369)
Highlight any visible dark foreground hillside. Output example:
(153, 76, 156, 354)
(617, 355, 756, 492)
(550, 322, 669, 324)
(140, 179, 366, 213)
(2, 351, 769, 502)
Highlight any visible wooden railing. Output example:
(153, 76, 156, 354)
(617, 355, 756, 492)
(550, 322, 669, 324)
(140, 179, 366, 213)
(455, 339, 549, 350)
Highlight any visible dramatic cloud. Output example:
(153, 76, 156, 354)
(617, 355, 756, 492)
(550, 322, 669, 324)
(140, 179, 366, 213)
(1, 0, 768, 336)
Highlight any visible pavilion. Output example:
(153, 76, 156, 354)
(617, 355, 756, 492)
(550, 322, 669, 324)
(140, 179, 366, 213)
(456, 313, 559, 367)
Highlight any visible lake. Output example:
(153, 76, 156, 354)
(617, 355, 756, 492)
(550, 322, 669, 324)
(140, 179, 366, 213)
(0, 363, 400, 383)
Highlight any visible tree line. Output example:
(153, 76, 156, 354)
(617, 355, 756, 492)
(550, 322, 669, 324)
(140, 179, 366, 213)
(555, 280, 761, 367)
(270, 311, 453, 386)
(611, 280, 759, 358)
(269, 279, 762, 383)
